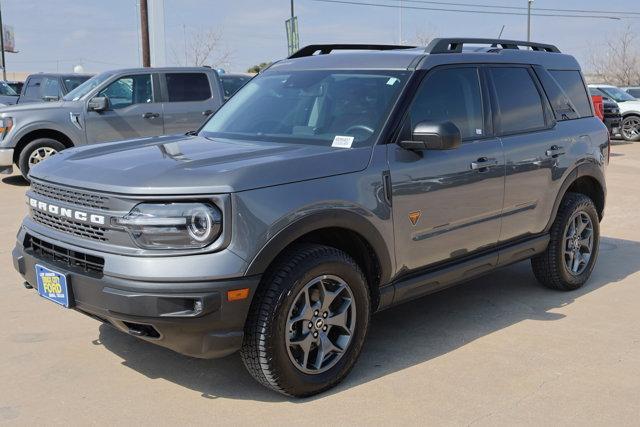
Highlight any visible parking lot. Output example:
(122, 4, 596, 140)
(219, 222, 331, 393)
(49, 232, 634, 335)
(0, 141, 638, 425)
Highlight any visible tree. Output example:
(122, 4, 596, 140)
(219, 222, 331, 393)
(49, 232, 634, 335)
(590, 24, 640, 86)
(247, 62, 272, 74)
(414, 30, 435, 47)
(171, 28, 231, 68)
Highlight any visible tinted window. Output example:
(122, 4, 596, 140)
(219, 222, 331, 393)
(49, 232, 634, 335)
(98, 74, 152, 109)
(0, 81, 17, 96)
(491, 67, 545, 134)
(41, 77, 61, 99)
(165, 73, 211, 102)
(221, 75, 251, 100)
(549, 70, 591, 117)
(23, 76, 43, 99)
(533, 66, 578, 121)
(626, 88, 640, 99)
(409, 67, 484, 140)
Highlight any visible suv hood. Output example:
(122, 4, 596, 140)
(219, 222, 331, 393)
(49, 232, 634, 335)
(30, 134, 372, 194)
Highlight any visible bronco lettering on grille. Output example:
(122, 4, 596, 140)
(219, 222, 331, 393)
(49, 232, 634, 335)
(29, 197, 106, 225)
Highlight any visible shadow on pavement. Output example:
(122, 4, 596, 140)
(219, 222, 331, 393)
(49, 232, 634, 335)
(96, 236, 640, 402)
(2, 175, 29, 187)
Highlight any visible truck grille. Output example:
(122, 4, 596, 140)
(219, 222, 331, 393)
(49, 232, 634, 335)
(32, 210, 108, 242)
(31, 181, 110, 210)
(25, 234, 105, 275)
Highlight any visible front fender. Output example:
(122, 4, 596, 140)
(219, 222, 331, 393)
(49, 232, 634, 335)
(8, 119, 83, 148)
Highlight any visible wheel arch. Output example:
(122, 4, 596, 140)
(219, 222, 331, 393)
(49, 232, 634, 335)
(246, 211, 394, 310)
(545, 163, 606, 232)
(12, 128, 75, 163)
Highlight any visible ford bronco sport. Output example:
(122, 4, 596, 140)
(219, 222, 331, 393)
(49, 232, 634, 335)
(12, 39, 608, 397)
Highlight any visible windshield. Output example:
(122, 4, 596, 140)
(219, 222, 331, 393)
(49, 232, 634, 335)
(600, 86, 636, 102)
(201, 70, 409, 147)
(63, 72, 113, 101)
(0, 81, 17, 96)
(62, 75, 91, 93)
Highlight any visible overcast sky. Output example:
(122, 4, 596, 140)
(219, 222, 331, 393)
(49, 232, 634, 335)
(2, 0, 638, 74)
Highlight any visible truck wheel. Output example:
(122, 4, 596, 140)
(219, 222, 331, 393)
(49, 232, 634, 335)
(18, 138, 66, 180)
(531, 193, 600, 291)
(241, 244, 370, 397)
(621, 115, 640, 142)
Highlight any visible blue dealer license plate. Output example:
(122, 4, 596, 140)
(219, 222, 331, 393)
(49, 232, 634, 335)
(35, 265, 71, 308)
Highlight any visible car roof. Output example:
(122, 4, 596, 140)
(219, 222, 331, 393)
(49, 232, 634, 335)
(589, 84, 617, 88)
(269, 39, 581, 73)
(103, 66, 218, 75)
(28, 73, 94, 78)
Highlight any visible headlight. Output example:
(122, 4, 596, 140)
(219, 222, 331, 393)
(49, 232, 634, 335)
(0, 117, 13, 139)
(115, 203, 222, 249)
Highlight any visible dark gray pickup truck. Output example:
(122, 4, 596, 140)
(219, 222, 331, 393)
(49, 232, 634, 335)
(13, 39, 608, 397)
(0, 67, 224, 178)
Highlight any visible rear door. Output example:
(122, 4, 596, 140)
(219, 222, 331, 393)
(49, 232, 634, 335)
(388, 66, 505, 272)
(489, 66, 562, 242)
(84, 72, 164, 144)
(161, 71, 222, 134)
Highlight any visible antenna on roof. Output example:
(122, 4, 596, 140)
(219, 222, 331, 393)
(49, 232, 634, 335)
(498, 25, 505, 39)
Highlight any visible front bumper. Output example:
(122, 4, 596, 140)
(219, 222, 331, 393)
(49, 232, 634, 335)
(603, 115, 621, 136)
(13, 231, 261, 359)
(0, 148, 13, 174)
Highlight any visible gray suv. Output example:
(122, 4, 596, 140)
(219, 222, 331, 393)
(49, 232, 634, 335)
(12, 39, 608, 397)
(0, 67, 224, 178)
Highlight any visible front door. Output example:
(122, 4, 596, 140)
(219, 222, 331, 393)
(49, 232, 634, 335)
(85, 73, 164, 144)
(389, 66, 505, 273)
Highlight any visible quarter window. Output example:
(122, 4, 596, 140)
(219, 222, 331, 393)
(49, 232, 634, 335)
(409, 67, 484, 140)
(98, 74, 153, 109)
(549, 70, 592, 117)
(165, 73, 211, 102)
(490, 67, 546, 134)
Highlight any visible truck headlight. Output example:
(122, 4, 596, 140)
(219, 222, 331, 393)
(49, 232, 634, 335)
(0, 117, 13, 139)
(115, 203, 222, 249)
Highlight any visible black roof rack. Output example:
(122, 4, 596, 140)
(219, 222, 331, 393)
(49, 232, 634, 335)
(288, 44, 416, 59)
(425, 38, 560, 54)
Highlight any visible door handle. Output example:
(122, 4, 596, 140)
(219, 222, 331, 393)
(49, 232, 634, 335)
(202, 110, 213, 116)
(545, 145, 565, 158)
(142, 112, 160, 119)
(470, 157, 499, 171)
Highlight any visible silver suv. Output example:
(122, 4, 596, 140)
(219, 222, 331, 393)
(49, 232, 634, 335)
(0, 67, 224, 178)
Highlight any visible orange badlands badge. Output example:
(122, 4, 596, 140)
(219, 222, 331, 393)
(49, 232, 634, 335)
(408, 211, 421, 226)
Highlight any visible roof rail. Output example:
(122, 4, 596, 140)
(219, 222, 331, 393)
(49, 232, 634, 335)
(425, 38, 560, 54)
(288, 44, 416, 59)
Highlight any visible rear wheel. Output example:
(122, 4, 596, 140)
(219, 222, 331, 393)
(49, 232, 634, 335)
(18, 138, 66, 180)
(531, 193, 600, 291)
(241, 244, 370, 397)
(621, 115, 640, 142)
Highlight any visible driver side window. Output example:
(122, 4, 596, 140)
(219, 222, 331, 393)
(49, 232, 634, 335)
(98, 74, 152, 109)
(409, 67, 484, 140)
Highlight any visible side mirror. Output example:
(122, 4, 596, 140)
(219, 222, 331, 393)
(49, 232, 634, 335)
(399, 121, 462, 151)
(88, 96, 109, 112)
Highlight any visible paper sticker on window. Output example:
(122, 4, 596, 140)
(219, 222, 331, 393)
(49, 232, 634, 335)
(332, 135, 354, 148)
(475, 129, 483, 135)
(386, 77, 399, 86)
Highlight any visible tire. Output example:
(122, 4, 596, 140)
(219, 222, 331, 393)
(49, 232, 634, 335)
(531, 193, 600, 291)
(241, 244, 370, 397)
(17, 138, 66, 180)
(621, 115, 640, 142)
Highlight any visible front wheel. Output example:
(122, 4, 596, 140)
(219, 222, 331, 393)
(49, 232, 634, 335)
(621, 115, 640, 142)
(241, 244, 370, 397)
(18, 138, 66, 180)
(531, 193, 600, 291)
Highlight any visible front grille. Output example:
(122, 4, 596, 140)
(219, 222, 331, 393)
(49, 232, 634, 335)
(31, 181, 110, 210)
(25, 234, 104, 276)
(32, 210, 107, 242)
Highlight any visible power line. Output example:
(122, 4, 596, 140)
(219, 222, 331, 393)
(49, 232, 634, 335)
(386, 0, 640, 16)
(310, 0, 622, 20)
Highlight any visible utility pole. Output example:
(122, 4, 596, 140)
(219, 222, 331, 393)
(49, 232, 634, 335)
(399, 0, 403, 45)
(0, 1, 6, 81)
(291, 0, 294, 19)
(527, 0, 533, 42)
(140, 0, 150, 67)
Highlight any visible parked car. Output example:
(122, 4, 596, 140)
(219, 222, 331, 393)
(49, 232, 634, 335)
(219, 73, 252, 101)
(601, 98, 622, 137)
(0, 67, 224, 178)
(12, 39, 608, 397)
(6, 80, 23, 95)
(622, 86, 640, 99)
(17, 73, 93, 104)
(0, 80, 19, 105)
(589, 84, 640, 141)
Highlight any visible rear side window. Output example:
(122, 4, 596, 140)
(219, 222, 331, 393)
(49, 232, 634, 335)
(23, 76, 43, 99)
(490, 67, 546, 134)
(409, 67, 484, 140)
(165, 73, 211, 102)
(626, 88, 640, 99)
(549, 70, 592, 118)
